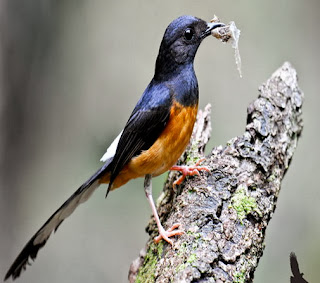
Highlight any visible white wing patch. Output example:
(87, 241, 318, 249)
(100, 130, 123, 162)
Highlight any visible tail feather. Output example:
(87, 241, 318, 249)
(4, 162, 110, 281)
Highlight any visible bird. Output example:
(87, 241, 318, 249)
(4, 15, 224, 281)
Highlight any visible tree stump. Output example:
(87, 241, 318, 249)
(129, 62, 304, 283)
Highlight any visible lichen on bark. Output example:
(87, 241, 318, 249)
(129, 62, 304, 282)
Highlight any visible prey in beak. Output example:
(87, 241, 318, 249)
(201, 22, 225, 38)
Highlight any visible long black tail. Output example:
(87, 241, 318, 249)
(4, 162, 110, 281)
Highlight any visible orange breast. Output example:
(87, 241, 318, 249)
(102, 101, 198, 190)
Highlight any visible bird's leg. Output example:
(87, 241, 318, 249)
(144, 174, 184, 246)
(170, 158, 210, 188)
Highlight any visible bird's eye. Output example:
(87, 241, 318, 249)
(184, 28, 194, 41)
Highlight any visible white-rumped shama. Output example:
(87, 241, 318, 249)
(4, 15, 224, 280)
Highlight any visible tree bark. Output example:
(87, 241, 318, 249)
(129, 62, 304, 283)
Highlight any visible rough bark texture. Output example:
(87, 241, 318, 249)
(129, 62, 304, 283)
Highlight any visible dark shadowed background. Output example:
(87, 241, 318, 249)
(1, 1, 319, 282)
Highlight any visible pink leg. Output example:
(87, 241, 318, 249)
(170, 158, 210, 188)
(144, 175, 184, 245)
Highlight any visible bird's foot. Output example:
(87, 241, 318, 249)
(170, 158, 210, 188)
(154, 223, 184, 246)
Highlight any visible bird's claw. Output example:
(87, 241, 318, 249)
(154, 223, 184, 246)
(170, 158, 210, 188)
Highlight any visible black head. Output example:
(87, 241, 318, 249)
(154, 15, 224, 80)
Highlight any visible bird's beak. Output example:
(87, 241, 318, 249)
(201, 22, 225, 38)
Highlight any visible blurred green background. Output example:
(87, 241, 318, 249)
(0, 1, 319, 282)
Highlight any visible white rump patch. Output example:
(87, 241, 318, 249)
(100, 130, 123, 162)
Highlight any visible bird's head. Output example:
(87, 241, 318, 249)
(154, 15, 224, 80)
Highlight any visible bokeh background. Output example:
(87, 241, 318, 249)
(0, 1, 319, 282)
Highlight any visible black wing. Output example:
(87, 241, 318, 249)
(108, 82, 172, 190)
